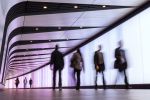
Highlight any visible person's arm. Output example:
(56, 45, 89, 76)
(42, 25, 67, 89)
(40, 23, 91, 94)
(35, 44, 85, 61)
(94, 52, 98, 69)
(115, 48, 117, 59)
(102, 52, 105, 70)
(61, 53, 64, 70)
(81, 56, 85, 72)
(50, 53, 54, 70)
(50, 65, 53, 70)
(123, 50, 128, 68)
(123, 50, 127, 62)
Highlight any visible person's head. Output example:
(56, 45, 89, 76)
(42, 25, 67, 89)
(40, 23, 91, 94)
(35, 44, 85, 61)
(118, 41, 123, 48)
(55, 44, 59, 50)
(77, 49, 81, 56)
(98, 45, 102, 51)
(77, 49, 80, 53)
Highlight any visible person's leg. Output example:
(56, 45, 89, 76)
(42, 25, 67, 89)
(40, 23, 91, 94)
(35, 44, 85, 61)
(95, 71, 98, 89)
(114, 69, 120, 88)
(102, 71, 106, 89)
(53, 69, 57, 89)
(25, 83, 27, 88)
(74, 69, 77, 89)
(74, 69, 77, 88)
(58, 69, 62, 90)
(76, 70, 81, 90)
(72, 69, 76, 84)
(123, 70, 129, 89)
(25, 84, 27, 88)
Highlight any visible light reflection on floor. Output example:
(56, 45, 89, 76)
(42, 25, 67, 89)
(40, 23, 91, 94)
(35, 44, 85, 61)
(0, 89, 150, 100)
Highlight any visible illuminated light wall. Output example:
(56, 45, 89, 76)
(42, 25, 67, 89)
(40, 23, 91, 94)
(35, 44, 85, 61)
(79, 7, 150, 85)
(6, 7, 150, 88)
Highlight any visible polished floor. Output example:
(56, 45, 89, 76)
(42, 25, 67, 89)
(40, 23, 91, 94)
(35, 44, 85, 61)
(0, 89, 150, 100)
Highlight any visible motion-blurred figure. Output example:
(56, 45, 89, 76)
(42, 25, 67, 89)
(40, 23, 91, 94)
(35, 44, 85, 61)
(23, 77, 27, 88)
(29, 78, 33, 88)
(50, 45, 64, 90)
(15, 77, 20, 88)
(71, 49, 84, 90)
(94, 45, 106, 89)
(114, 41, 129, 89)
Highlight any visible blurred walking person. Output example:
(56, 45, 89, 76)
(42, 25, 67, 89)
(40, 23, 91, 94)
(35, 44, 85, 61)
(114, 41, 129, 89)
(94, 45, 106, 89)
(15, 77, 20, 88)
(23, 77, 27, 88)
(29, 78, 33, 88)
(70, 49, 84, 90)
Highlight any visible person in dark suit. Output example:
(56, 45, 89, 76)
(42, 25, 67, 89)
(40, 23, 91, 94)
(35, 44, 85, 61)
(94, 45, 106, 89)
(114, 41, 129, 89)
(50, 45, 64, 90)
(15, 77, 20, 88)
(29, 78, 33, 88)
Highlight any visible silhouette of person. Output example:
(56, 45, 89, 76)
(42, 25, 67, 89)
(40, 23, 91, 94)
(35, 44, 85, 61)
(71, 49, 84, 90)
(50, 45, 64, 90)
(114, 41, 129, 89)
(23, 77, 27, 88)
(29, 78, 33, 88)
(15, 77, 20, 88)
(94, 45, 106, 89)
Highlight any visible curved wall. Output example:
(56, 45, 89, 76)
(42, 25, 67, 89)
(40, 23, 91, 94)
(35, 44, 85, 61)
(5, 7, 150, 88)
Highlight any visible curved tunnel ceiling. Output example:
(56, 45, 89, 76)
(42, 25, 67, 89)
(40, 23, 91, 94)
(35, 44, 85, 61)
(0, 0, 149, 80)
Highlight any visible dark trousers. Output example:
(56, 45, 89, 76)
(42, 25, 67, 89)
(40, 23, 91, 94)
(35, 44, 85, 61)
(74, 69, 81, 90)
(115, 69, 129, 88)
(95, 71, 106, 89)
(53, 69, 62, 89)
(29, 84, 32, 88)
(123, 70, 129, 88)
(15, 84, 19, 88)
(24, 84, 27, 88)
